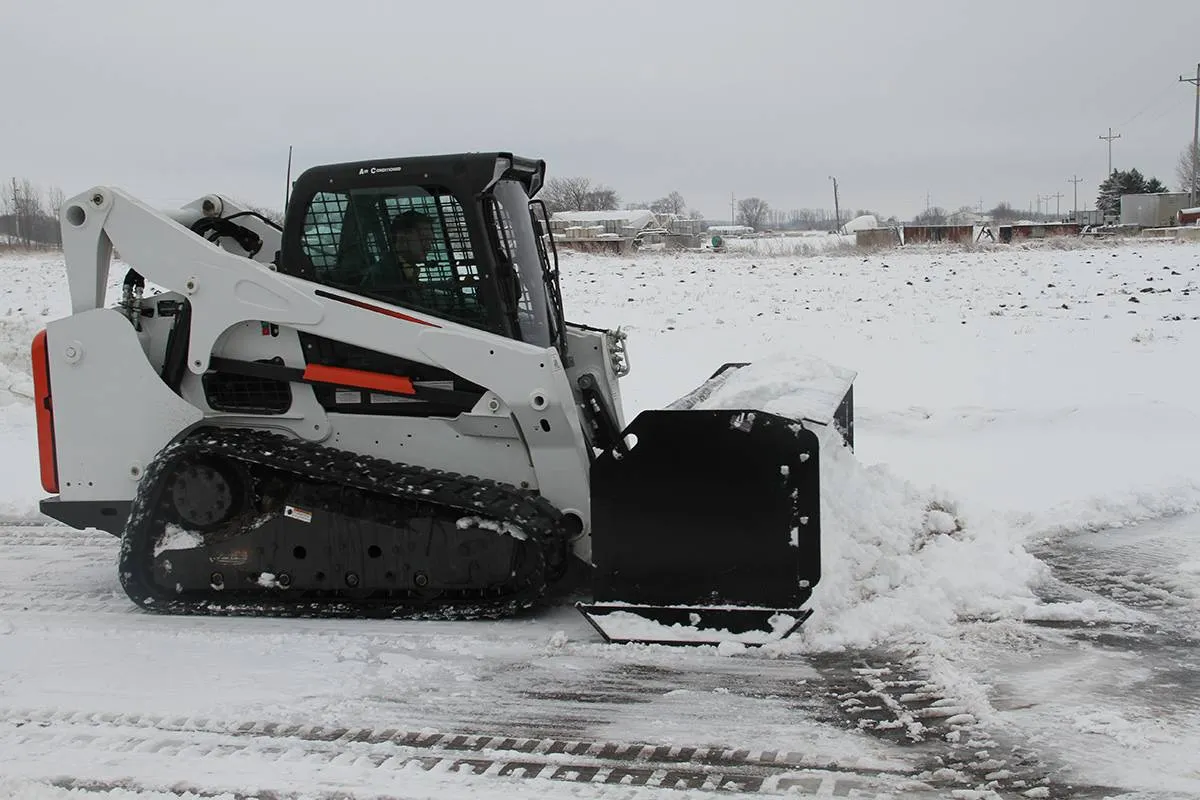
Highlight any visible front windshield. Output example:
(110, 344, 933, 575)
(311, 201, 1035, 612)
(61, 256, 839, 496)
(491, 180, 555, 349)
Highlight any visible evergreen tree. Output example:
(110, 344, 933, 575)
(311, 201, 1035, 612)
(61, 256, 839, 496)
(1095, 168, 1168, 216)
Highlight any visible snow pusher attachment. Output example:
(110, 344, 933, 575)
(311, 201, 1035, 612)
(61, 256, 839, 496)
(577, 362, 854, 646)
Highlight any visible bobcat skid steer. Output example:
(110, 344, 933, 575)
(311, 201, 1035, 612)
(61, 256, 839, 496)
(31, 152, 854, 646)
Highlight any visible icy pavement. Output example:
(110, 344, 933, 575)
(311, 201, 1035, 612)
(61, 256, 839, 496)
(2, 239, 1200, 797)
(4, 521, 1183, 799)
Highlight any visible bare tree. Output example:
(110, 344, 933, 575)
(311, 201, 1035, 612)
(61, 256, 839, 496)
(1177, 141, 1199, 196)
(11, 178, 45, 248)
(541, 176, 594, 212)
(46, 186, 65, 217)
(540, 176, 620, 212)
(0, 181, 11, 242)
(1, 178, 67, 248)
(736, 197, 769, 229)
(989, 202, 1020, 222)
(45, 186, 65, 245)
(650, 191, 686, 216)
(582, 186, 619, 211)
(912, 206, 948, 225)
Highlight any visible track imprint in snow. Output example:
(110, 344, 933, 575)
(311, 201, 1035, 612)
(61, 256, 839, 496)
(0, 707, 916, 797)
(804, 652, 1118, 799)
(0, 695, 1123, 799)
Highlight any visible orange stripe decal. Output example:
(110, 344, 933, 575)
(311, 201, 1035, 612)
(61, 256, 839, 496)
(302, 364, 415, 396)
(31, 330, 59, 493)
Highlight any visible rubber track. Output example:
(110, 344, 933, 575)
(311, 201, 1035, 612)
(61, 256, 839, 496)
(119, 428, 570, 621)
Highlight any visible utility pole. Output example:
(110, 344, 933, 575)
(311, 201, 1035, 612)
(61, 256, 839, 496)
(730, 192, 735, 227)
(1181, 63, 1200, 205)
(1099, 127, 1121, 175)
(1050, 191, 1064, 218)
(1069, 175, 1084, 221)
(829, 176, 841, 233)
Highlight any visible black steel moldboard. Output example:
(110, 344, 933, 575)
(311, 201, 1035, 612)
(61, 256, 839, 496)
(589, 409, 820, 609)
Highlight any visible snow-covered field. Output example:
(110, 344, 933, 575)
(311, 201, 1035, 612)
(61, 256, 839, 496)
(1, 238, 1198, 799)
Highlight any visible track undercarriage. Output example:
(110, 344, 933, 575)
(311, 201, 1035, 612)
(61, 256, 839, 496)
(119, 428, 572, 619)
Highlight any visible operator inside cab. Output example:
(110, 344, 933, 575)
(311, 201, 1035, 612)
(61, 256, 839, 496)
(391, 210, 437, 283)
(368, 209, 437, 288)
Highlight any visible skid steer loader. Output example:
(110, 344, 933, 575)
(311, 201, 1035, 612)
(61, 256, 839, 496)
(31, 152, 854, 645)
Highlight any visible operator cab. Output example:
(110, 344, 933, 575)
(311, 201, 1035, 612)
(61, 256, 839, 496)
(278, 152, 564, 354)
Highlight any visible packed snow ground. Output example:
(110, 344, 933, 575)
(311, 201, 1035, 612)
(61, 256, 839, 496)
(1, 237, 1199, 798)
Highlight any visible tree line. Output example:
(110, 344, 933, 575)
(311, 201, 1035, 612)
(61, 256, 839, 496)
(539, 176, 892, 231)
(10, 143, 1197, 250)
(1, 177, 65, 248)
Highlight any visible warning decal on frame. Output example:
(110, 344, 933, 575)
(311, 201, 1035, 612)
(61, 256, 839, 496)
(284, 505, 313, 523)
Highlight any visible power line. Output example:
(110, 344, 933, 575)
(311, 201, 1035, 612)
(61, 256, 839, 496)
(1115, 84, 1180, 129)
(1049, 191, 1064, 218)
(1098, 127, 1121, 175)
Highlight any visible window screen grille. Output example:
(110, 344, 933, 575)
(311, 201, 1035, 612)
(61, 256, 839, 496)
(299, 186, 488, 329)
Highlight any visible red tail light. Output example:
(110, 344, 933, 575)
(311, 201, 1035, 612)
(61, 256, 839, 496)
(32, 330, 59, 493)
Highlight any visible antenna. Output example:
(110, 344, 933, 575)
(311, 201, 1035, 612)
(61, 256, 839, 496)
(284, 145, 294, 210)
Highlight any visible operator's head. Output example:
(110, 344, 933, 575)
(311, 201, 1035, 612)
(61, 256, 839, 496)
(391, 210, 436, 268)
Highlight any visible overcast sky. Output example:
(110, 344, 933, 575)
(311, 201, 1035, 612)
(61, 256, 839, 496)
(2, 0, 1198, 221)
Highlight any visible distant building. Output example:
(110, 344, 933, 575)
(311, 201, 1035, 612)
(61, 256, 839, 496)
(548, 209, 672, 254)
(946, 209, 986, 226)
(655, 213, 706, 236)
(548, 209, 661, 239)
(705, 224, 755, 236)
(1120, 192, 1192, 228)
(1178, 206, 1200, 225)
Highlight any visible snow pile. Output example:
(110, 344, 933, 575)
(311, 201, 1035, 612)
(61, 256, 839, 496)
(456, 515, 528, 540)
(695, 354, 1052, 651)
(0, 311, 40, 407)
(152, 524, 204, 557)
(841, 214, 879, 233)
(1017, 478, 1200, 539)
(686, 352, 855, 426)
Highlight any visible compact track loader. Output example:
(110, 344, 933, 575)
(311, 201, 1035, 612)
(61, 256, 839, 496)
(32, 152, 854, 645)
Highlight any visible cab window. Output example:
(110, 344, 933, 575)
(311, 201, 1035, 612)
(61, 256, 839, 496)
(299, 186, 489, 329)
